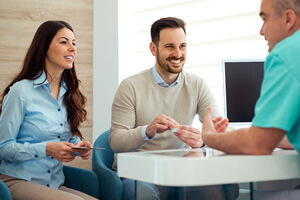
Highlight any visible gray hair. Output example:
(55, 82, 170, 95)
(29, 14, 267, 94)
(272, 0, 300, 17)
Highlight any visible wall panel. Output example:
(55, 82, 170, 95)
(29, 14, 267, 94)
(0, 0, 93, 170)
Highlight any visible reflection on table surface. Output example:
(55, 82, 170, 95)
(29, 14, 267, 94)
(142, 148, 225, 158)
(133, 147, 295, 158)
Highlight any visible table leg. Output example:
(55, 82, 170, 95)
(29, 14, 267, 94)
(178, 187, 183, 200)
(250, 182, 254, 200)
(135, 180, 137, 200)
(178, 187, 189, 200)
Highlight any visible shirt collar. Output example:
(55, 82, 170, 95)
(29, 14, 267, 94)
(33, 71, 67, 91)
(151, 66, 181, 87)
(61, 78, 67, 90)
(33, 71, 49, 88)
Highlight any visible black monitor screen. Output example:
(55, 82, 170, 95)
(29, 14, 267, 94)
(223, 61, 264, 123)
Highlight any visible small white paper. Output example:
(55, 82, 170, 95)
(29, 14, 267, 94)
(171, 127, 179, 133)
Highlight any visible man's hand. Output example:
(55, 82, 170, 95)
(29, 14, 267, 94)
(202, 107, 229, 143)
(174, 107, 228, 148)
(202, 107, 217, 143)
(146, 114, 179, 138)
(212, 116, 229, 132)
(174, 125, 204, 148)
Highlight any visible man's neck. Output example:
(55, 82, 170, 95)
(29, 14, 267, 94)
(155, 66, 179, 85)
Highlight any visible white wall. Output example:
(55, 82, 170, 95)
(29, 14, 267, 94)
(93, 0, 268, 139)
(93, 0, 119, 141)
(118, 0, 268, 129)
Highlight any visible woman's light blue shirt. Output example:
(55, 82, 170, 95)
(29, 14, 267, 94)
(0, 71, 80, 189)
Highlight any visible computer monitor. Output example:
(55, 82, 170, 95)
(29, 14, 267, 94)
(223, 60, 264, 127)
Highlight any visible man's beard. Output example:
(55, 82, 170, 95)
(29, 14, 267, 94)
(156, 50, 185, 74)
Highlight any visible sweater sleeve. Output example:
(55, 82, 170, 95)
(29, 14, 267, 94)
(196, 77, 220, 122)
(109, 79, 148, 153)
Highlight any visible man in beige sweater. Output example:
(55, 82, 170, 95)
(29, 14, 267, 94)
(110, 17, 238, 200)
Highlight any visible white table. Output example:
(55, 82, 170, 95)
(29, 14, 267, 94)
(118, 148, 300, 187)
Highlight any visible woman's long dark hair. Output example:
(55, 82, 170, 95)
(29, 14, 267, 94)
(0, 20, 87, 140)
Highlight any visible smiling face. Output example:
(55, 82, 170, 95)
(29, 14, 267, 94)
(151, 27, 187, 75)
(259, 0, 288, 52)
(45, 27, 76, 74)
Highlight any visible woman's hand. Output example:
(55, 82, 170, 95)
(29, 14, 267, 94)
(74, 141, 93, 160)
(46, 142, 77, 162)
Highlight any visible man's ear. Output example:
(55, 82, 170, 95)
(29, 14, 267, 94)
(283, 9, 296, 31)
(149, 42, 157, 56)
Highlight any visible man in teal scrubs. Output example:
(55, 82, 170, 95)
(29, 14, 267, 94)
(202, 0, 300, 199)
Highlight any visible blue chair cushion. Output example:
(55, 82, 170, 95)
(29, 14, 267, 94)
(63, 165, 100, 199)
(92, 130, 123, 200)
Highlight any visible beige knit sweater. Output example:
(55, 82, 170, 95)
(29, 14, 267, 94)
(110, 69, 219, 170)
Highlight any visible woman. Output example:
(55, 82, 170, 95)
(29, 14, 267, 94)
(0, 21, 97, 200)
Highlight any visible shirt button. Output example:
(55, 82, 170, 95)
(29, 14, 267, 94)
(58, 136, 61, 139)
(35, 155, 38, 158)
(58, 108, 61, 112)
(60, 123, 63, 126)
(47, 170, 51, 173)
(47, 184, 50, 187)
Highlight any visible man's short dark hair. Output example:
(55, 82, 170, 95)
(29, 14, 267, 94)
(151, 17, 186, 45)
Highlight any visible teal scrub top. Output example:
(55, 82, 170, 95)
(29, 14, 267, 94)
(252, 29, 300, 153)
